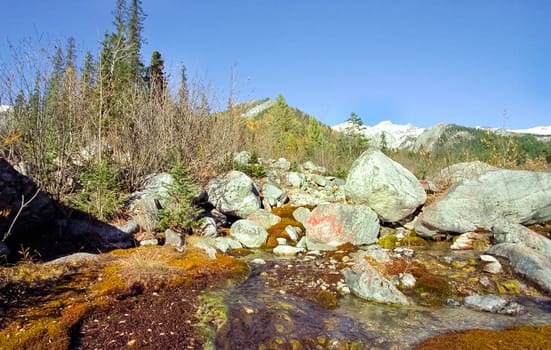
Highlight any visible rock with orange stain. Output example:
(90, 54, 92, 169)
(304, 203, 379, 250)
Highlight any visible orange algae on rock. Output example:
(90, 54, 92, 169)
(266, 205, 306, 248)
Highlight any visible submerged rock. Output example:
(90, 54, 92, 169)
(246, 209, 281, 229)
(464, 294, 525, 315)
(342, 251, 410, 305)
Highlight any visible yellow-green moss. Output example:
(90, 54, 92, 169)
(400, 236, 428, 247)
(497, 279, 521, 294)
(378, 234, 398, 249)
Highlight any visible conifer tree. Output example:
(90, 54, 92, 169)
(178, 65, 189, 106)
(127, 0, 145, 82)
(145, 50, 166, 97)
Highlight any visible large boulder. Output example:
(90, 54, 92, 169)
(206, 171, 262, 218)
(428, 161, 497, 192)
(342, 251, 410, 305)
(492, 219, 551, 257)
(230, 219, 268, 248)
(0, 159, 58, 242)
(305, 203, 379, 250)
(416, 169, 551, 238)
(345, 149, 426, 222)
(487, 243, 551, 294)
(0, 159, 133, 261)
(127, 172, 173, 231)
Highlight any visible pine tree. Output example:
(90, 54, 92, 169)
(127, 0, 145, 82)
(347, 112, 363, 126)
(178, 65, 189, 106)
(146, 50, 166, 97)
(65, 37, 76, 71)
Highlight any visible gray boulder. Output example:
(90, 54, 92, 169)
(285, 172, 305, 188)
(206, 171, 262, 218)
(487, 243, 551, 294)
(416, 169, 551, 238)
(292, 207, 311, 226)
(230, 219, 268, 248)
(127, 172, 173, 231)
(305, 203, 379, 250)
(492, 219, 551, 257)
(345, 149, 426, 222)
(342, 251, 409, 305)
(272, 157, 291, 171)
(429, 161, 497, 192)
(302, 161, 327, 175)
(261, 181, 288, 207)
(233, 151, 252, 167)
(464, 294, 525, 315)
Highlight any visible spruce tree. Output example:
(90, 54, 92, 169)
(127, 0, 145, 82)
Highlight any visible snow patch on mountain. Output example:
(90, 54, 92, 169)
(333, 120, 425, 149)
(506, 126, 551, 136)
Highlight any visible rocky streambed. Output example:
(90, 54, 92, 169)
(200, 242, 551, 349)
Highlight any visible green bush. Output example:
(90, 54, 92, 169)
(157, 161, 203, 233)
(71, 159, 123, 221)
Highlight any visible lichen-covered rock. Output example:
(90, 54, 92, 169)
(233, 151, 252, 167)
(487, 243, 551, 294)
(206, 171, 261, 218)
(416, 169, 551, 238)
(305, 203, 379, 251)
(345, 149, 426, 222)
(230, 219, 268, 248)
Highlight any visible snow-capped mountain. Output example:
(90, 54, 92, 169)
(332, 120, 425, 149)
(506, 126, 551, 136)
(0, 105, 10, 113)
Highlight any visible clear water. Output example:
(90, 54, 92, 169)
(212, 256, 551, 349)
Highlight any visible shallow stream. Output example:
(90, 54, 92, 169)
(209, 252, 551, 349)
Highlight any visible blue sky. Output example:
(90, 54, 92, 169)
(1, 0, 549, 128)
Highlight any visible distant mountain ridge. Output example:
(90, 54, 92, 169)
(332, 120, 551, 150)
(237, 98, 551, 151)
